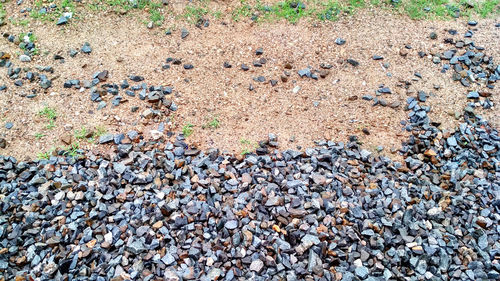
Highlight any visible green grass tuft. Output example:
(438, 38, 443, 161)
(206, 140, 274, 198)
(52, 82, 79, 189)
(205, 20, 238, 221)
(203, 116, 220, 129)
(38, 106, 57, 120)
(182, 123, 194, 137)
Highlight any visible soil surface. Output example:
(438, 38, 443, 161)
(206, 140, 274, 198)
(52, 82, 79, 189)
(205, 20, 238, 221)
(0, 3, 499, 160)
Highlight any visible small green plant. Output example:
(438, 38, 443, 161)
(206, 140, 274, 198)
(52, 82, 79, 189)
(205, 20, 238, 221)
(183, 5, 209, 23)
(94, 126, 107, 137)
(63, 142, 82, 158)
(0, 3, 6, 20)
(213, 10, 222, 19)
(240, 138, 258, 155)
(89, 125, 107, 143)
(37, 147, 56, 160)
(182, 123, 194, 137)
(10, 17, 30, 26)
(202, 116, 220, 129)
(241, 148, 252, 155)
(46, 120, 56, 130)
(38, 106, 57, 120)
(240, 138, 252, 145)
(35, 133, 46, 139)
(149, 9, 164, 26)
(232, 0, 253, 21)
(38, 106, 57, 130)
(475, 0, 500, 18)
(74, 127, 88, 140)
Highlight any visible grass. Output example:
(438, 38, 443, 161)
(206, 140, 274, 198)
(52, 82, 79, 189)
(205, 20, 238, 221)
(229, 0, 499, 22)
(37, 147, 56, 160)
(202, 116, 220, 129)
(30, 0, 77, 23)
(149, 9, 164, 26)
(38, 106, 57, 120)
(0, 3, 6, 21)
(90, 125, 107, 143)
(182, 123, 194, 137)
(87, 0, 166, 26)
(37, 142, 82, 160)
(20, 32, 37, 43)
(475, 0, 500, 17)
(63, 142, 82, 158)
(232, 0, 253, 21)
(35, 133, 46, 139)
(240, 138, 258, 155)
(74, 127, 88, 140)
(182, 5, 209, 23)
(9, 18, 30, 26)
(46, 120, 56, 130)
(18, 32, 40, 55)
(38, 106, 57, 130)
(75, 126, 107, 143)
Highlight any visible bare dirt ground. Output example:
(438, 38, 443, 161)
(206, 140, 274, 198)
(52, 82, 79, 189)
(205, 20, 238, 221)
(0, 2, 499, 161)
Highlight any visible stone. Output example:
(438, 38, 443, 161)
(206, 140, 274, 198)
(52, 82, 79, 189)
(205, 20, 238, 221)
(99, 134, 114, 144)
(225, 220, 238, 230)
(250, 259, 264, 273)
(181, 28, 189, 39)
(56, 16, 68, 25)
(19, 55, 31, 62)
(81, 42, 92, 54)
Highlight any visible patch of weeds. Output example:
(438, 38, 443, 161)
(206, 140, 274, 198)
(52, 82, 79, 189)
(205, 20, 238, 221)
(182, 5, 209, 23)
(38, 106, 57, 130)
(317, 1, 343, 21)
(401, 0, 449, 19)
(149, 8, 164, 26)
(392, 0, 499, 19)
(37, 147, 56, 160)
(30, 0, 77, 22)
(18, 32, 39, 55)
(475, 0, 500, 18)
(89, 125, 107, 143)
(232, 0, 253, 21)
(35, 132, 46, 139)
(213, 10, 222, 19)
(182, 123, 194, 137)
(38, 106, 57, 120)
(63, 142, 82, 158)
(10, 17, 30, 26)
(240, 138, 257, 155)
(74, 127, 88, 140)
(202, 116, 220, 129)
(87, 1, 107, 11)
(345, 0, 367, 13)
(19, 32, 37, 44)
(317, 0, 368, 21)
(0, 3, 6, 21)
(46, 120, 56, 130)
(255, 0, 312, 23)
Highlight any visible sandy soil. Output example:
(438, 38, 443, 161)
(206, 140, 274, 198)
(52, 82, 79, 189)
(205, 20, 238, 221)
(0, 2, 498, 161)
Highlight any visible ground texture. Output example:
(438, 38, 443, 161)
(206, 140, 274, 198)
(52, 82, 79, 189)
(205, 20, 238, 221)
(0, 1, 499, 281)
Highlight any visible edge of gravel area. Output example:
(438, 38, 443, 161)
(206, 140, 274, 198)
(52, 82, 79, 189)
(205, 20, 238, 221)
(1, 7, 499, 161)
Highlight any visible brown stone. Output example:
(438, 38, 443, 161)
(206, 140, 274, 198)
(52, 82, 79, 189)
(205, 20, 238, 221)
(152, 221, 163, 230)
(60, 134, 72, 145)
(0, 138, 6, 149)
